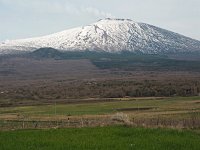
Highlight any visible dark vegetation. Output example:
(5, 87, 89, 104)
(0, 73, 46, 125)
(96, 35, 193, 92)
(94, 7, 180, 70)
(25, 48, 200, 71)
(3, 79, 200, 102)
(1, 48, 200, 72)
(0, 74, 200, 107)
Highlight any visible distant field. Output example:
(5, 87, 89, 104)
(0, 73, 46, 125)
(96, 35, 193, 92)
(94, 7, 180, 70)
(0, 96, 199, 116)
(0, 126, 200, 150)
(0, 97, 200, 130)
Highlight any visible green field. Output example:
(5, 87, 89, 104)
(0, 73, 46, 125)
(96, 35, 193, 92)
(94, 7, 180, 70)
(0, 96, 199, 116)
(0, 126, 200, 150)
(0, 96, 200, 130)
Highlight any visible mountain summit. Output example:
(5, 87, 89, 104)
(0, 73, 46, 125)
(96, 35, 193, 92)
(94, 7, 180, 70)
(1, 18, 200, 54)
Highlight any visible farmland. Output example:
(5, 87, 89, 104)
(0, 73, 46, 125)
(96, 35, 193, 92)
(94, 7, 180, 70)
(0, 96, 200, 130)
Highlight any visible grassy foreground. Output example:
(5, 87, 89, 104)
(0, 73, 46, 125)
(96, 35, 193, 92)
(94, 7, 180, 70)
(0, 126, 200, 150)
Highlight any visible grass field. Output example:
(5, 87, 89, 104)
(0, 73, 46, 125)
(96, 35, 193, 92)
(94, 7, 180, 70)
(0, 96, 200, 130)
(0, 96, 199, 117)
(0, 126, 200, 150)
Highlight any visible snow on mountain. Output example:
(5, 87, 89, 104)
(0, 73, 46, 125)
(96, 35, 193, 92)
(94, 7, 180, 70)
(1, 18, 200, 55)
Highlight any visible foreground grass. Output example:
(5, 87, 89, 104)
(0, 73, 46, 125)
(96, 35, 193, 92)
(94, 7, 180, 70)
(0, 126, 200, 150)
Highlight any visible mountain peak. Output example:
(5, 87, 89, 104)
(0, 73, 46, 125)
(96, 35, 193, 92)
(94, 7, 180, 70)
(0, 19, 200, 55)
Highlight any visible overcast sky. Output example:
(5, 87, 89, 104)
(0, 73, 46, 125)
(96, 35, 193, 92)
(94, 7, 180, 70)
(0, 0, 200, 41)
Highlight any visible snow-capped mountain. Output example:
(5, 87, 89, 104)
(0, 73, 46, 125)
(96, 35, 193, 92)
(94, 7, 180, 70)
(1, 18, 200, 55)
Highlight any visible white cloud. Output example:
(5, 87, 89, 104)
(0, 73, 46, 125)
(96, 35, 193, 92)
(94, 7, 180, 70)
(0, 0, 114, 17)
(82, 7, 114, 18)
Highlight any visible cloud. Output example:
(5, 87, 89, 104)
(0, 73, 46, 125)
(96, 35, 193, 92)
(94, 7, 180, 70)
(82, 7, 114, 18)
(0, 0, 114, 18)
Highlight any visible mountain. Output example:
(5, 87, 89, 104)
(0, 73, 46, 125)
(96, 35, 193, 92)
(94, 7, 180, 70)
(1, 18, 200, 55)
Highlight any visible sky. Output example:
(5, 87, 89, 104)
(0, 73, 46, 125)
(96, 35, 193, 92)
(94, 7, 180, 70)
(0, 0, 200, 41)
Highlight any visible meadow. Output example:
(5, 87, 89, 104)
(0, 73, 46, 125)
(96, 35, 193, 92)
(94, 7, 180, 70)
(0, 126, 200, 150)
